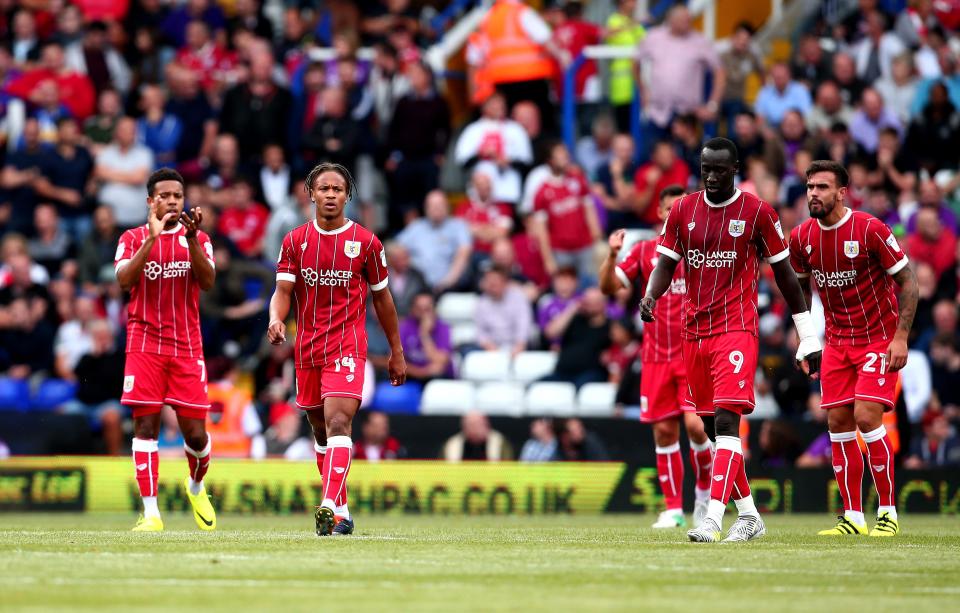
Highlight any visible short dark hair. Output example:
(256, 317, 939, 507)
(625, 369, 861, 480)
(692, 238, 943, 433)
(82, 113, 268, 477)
(702, 137, 739, 163)
(660, 184, 686, 202)
(735, 21, 755, 36)
(147, 168, 185, 196)
(805, 160, 849, 187)
(304, 162, 356, 199)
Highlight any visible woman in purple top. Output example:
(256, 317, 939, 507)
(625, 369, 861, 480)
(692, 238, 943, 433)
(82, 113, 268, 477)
(399, 292, 454, 382)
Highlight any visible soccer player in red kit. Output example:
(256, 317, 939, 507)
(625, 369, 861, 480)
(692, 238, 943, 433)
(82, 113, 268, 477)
(268, 163, 406, 536)
(642, 138, 822, 542)
(599, 185, 715, 529)
(790, 160, 918, 537)
(115, 168, 217, 532)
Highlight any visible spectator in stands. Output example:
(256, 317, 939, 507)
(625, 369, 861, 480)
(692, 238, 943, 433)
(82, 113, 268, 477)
(633, 140, 690, 226)
(354, 411, 406, 461)
(83, 88, 122, 153)
(385, 61, 451, 228)
(0, 118, 45, 235)
(161, 0, 227, 50)
(64, 319, 124, 455)
(200, 239, 272, 358)
(592, 133, 639, 230)
(907, 207, 957, 281)
(852, 11, 906, 83)
(0, 296, 53, 378)
(217, 177, 269, 259)
(519, 418, 558, 462)
(396, 190, 472, 293)
(165, 66, 218, 167)
(8, 9, 39, 65)
(33, 118, 93, 244)
(575, 114, 615, 181)
(732, 110, 785, 179)
(850, 87, 902, 153)
(6, 42, 95, 120)
(228, 0, 273, 41)
(775, 110, 816, 179)
(52, 293, 97, 381)
(554, 418, 609, 461)
(384, 241, 428, 318)
(456, 168, 513, 260)
(791, 33, 833, 89)
(301, 85, 362, 176)
(869, 127, 916, 195)
(77, 206, 120, 290)
(719, 22, 764, 136)
(256, 143, 290, 213)
(64, 20, 131, 97)
(454, 92, 532, 206)
(551, 0, 602, 113)
(601, 317, 640, 385)
(27, 204, 73, 278)
(513, 101, 549, 166)
(757, 420, 801, 469)
(136, 84, 182, 169)
(205, 358, 265, 458)
(475, 266, 532, 357)
(219, 49, 292, 160)
(488, 235, 544, 299)
(929, 333, 960, 415)
(605, 0, 646, 131)
(537, 267, 580, 349)
(831, 52, 866, 107)
(204, 134, 243, 205)
(541, 287, 611, 388)
(875, 54, 918, 124)
(904, 409, 960, 468)
(905, 81, 960, 175)
(366, 43, 410, 133)
(532, 142, 602, 279)
(92, 117, 153, 229)
(28, 79, 71, 149)
(671, 113, 703, 182)
(635, 5, 724, 150)
(400, 292, 453, 383)
(910, 48, 960, 118)
(796, 407, 832, 469)
(805, 80, 854, 139)
(754, 62, 812, 128)
(0, 235, 50, 287)
(442, 411, 513, 462)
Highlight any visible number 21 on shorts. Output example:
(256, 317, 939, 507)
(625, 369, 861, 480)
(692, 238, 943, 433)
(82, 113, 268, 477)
(334, 356, 356, 373)
(863, 352, 887, 374)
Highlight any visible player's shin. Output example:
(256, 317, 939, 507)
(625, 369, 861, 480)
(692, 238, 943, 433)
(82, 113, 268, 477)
(321, 436, 353, 511)
(184, 434, 211, 496)
(689, 438, 714, 496)
(730, 460, 758, 518)
(707, 435, 743, 527)
(862, 425, 896, 520)
(655, 442, 684, 512)
(829, 430, 865, 525)
(132, 438, 160, 518)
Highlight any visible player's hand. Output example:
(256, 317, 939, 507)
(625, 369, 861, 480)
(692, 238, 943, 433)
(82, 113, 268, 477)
(886, 337, 908, 372)
(608, 229, 626, 255)
(181, 207, 203, 238)
(147, 201, 176, 238)
(797, 351, 822, 380)
(388, 350, 406, 386)
(267, 319, 286, 345)
(639, 296, 656, 322)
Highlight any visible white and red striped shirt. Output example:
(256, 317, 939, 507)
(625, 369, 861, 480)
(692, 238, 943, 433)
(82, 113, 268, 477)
(658, 189, 789, 339)
(616, 238, 685, 362)
(115, 223, 214, 357)
(276, 219, 388, 370)
(790, 208, 908, 346)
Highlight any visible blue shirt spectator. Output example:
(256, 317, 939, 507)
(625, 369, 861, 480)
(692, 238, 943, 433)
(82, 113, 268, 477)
(754, 63, 812, 127)
(396, 191, 472, 292)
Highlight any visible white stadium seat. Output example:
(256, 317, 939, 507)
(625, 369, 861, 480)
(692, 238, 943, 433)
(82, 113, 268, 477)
(577, 382, 617, 417)
(451, 322, 477, 347)
(436, 292, 478, 324)
(475, 382, 525, 417)
(524, 382, 576, 416)
(420, 379, 476, 415)
(512, 351, 558, 384)
(461, 351, 511, 382)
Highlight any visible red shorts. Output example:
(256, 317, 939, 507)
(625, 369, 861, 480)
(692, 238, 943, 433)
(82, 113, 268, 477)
(640, 360, 687, 423)
(121, 352, 210, 419)
(820, 340, 898, 411)
(296, 357, 366, 410)
(682, 331, 758, 416)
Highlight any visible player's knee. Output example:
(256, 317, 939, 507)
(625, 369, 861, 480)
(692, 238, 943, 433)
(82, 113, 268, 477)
(325, 413, 352, 438)
(652, 422, 679, 447)
(827, 409, 856, 433)
(714, 410, 739, 438)
(184, 432, 207, 452)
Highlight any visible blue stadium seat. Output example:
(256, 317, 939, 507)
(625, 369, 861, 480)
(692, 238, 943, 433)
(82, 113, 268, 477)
(29, 379, 78, 411)
(371, 381, 423, 414)
(0, 377, 30, 411)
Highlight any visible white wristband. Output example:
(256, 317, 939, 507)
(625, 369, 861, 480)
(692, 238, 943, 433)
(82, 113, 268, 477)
(792, 311, 816, 340)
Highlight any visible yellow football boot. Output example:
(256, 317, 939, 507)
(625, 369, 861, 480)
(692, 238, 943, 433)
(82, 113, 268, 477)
(869, 512, 899, 537)
(184, 477, 217, 531)
(818, 516, 867, 535)
(132, 515, 164, 532)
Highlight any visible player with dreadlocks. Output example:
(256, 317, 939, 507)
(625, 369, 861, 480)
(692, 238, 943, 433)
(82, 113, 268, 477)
(268, 163, 407, 536)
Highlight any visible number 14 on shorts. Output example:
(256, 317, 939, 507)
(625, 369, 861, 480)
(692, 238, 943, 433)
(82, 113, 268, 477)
(334, 356, 356, 373)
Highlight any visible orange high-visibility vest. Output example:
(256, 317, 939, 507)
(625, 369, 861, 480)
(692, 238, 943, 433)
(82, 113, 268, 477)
(479, 0, 555, 85)
(205, 382, 253, 458)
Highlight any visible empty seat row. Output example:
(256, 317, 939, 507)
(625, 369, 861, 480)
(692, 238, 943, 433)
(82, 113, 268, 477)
(420, 380, 616, 417)
(461, 350, 558, 383)
(0, 378, 78, 412)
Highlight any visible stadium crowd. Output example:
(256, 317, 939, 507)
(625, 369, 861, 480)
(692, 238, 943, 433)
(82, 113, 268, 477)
(0, 0, 959, 467)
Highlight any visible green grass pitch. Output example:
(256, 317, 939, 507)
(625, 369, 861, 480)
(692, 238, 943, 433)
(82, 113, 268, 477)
(2, 513, 958, 612)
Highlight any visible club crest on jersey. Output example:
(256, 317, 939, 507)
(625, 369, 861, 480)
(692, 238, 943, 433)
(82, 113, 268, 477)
(687, 222, 696, 232)
(344, 240, 361, 259)
(805, 244, 813, 254)
(728, 220, 746, 237)
(844, 241, 859, 258)
(123, 376, 135, 393)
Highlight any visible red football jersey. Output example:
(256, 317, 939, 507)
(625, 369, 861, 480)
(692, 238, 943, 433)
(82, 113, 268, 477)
(658, 189, 789, 339)
(114, 224, 214, 357)
(789, 208, 908, 346)
(533, 171, 594, 251)
(276, 219, 388, 369)
(616, 238, 685, 362)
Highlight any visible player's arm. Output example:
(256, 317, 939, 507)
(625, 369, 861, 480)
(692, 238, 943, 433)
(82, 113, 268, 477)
(116, 203, 175, 291)
(771, 258, 822, 377)
(598, 230, 626, 295)
(267, 280, 293, 345)
(639, 255, 679, 322)
(371, 287, 407, 386)
(887, 265, 918, 372)
(181, 208, 215, 291)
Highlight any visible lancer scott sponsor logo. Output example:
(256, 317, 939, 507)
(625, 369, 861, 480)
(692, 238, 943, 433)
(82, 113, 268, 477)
(686, 249, 736, 269)
(812, 269, 857, 288)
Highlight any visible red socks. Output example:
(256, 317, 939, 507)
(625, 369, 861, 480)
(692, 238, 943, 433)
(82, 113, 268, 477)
(830, 430, 864, 514)
(710, 436, 743, 504)
(321, 436, 353, 510)
(185, 434, 211, 487)
(862, 425, 895, 508)
(655, 443, 684, 511)
(689, 439, 714, 491)
(132, 438, 159, 497)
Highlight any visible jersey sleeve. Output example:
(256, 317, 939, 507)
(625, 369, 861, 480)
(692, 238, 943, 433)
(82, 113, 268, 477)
(656, 198, 683, 261)
(197, 230, 216, 269)
(615, 242, 645, 289)
(365, 234, 389, 292)
(789, 225, 811, 278)
(755, 201, 790, 263)
(868, 220, 909, 275)
(276, 231, 298, 284)
(114, 229, 139, 274)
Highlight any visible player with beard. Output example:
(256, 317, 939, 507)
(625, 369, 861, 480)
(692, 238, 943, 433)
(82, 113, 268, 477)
(790, 160, 917, 537)
(642, 138, 822, 542)
(268, 163, 406, 536)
